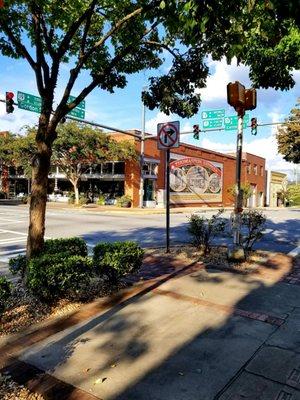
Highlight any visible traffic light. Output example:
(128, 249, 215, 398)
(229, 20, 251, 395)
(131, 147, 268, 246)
(5, 92, 14, 114)
(251, 117, 257, 135)
(245, 88, 257, 110)
(193, 124, 200, 140)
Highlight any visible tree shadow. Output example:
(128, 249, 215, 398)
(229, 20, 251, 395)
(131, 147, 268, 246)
(14, 246, 300, 399)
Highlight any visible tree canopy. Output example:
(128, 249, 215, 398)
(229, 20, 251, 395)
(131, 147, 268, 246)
(277, 99, 300, 163)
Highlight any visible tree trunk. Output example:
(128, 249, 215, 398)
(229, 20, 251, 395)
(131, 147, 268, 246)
(27, 130, 52, 258)
(73, 182, 79, 205)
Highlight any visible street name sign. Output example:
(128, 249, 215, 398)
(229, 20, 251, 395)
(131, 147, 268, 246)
(201, 109, 225, 119)
(157, 121, 180, 150)
(202, 118, 223, 129)
(17, 91, 41, 114)
(224, 113, 250, 130)
(67, 95, 85, 119)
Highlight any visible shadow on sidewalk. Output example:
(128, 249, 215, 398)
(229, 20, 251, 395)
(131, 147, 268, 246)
(14, 250, 300, 399)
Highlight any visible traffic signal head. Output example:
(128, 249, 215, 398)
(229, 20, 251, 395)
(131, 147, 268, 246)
(251, 117, 257, 135)
(227, 81, 245, 109)
(5, 92, 14, 114)
(193, 124, 200, 140)
(245, 88, 257, 111)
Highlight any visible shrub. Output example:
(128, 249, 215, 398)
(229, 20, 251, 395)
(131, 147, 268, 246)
(241, 209, 266, 252)
(9, 254, 27, 277)
(188, 209, 226, 255)
(79, 194, 89, 205)
(116, 195, 132, 208)
(68, 193, 75, 204)
(0, 276, 12, 313)
(26, 253, 93, 300)
(43, 237, 87, 257)
(93, 241, 144, 282)
(97, 194, 106, 205)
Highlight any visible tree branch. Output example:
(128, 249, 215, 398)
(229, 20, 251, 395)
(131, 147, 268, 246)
(40, 14, 56, 59)
(57, 0, 98, 58)
(1, 20, 36, 71)
(143, 40, 180, 59)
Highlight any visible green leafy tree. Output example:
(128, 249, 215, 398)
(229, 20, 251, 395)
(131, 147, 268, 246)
(1, 1, 299, 258)
(227, 182, 253, 207)
(52, 121, 136, 204)
(277, 100, 300, 163)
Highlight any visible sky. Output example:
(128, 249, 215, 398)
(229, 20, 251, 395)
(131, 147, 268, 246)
(0, 50, 299, 180)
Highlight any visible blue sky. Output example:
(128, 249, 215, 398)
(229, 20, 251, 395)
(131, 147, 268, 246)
(0, 51, 299, 179)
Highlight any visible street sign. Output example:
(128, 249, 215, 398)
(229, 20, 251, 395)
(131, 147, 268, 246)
(17, 91, 41, 114)
(224, 114, 250, 130)
(67, 95, 85, 119)
(201, 109, 225, 119)
(157, 121, 180, 150)
(202, 118, 223, 129)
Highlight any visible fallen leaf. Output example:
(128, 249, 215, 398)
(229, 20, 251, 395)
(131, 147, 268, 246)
(102, 377, 107, 383)
(84, 368, 91, 373)
(110, 364, 117, 368)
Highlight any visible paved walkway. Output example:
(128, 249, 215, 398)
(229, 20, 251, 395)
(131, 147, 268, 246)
(0, 253, 300, 399)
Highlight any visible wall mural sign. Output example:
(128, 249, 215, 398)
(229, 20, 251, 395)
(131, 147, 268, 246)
(170, 157, 223, 204)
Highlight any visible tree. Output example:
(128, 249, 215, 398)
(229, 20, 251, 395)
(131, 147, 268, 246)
(227, 182, 253, 207)
(277, 100, 300, 163)
(52, 121, 136, 204)
(0, 132, 16, 195)
(1, 1, 299, 257)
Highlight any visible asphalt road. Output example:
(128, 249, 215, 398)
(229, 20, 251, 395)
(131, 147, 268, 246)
(0, 205, 299, 267)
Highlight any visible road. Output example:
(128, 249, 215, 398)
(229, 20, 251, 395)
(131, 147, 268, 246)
(0, 205, 299, 268)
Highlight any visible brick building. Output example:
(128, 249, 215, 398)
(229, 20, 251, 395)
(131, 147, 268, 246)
(112, 131, 266, 208)
(0, 130, 266, 208)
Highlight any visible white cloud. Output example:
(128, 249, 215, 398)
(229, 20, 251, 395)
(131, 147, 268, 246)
(145, 111, 178, 135)
(196, 57, 250, 103)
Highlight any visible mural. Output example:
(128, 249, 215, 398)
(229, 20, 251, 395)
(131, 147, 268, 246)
(170, 157, 223, 204)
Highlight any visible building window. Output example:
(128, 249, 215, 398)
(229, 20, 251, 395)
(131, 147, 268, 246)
(114, 162, 125, 174)
(102, 162, 113, 174)
(247, 164, 251, 174)
(260, 166, 264, 176)
(253, 164, 258, 175)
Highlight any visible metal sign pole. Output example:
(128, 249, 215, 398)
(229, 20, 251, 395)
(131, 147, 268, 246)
(233, 110, 244, 245)
(166, 149, 170, 253)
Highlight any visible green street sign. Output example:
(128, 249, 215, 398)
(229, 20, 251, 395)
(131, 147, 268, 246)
(68, 95, 85, 119)
(17, 91, 41, 114)
(201, 109, 225, 119)
(202, 118, 223, 129)
(224, 114, 250, 130)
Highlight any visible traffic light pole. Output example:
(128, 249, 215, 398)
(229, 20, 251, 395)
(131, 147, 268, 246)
(233, 110, 244, 246)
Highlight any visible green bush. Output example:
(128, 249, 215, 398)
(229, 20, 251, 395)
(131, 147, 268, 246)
(43, 237, 87, 257)
(97, 194, 106, 205)
(0, 276, 12, 313)
(241, 209, 266, 252)
(93, 241, 144, 282)
(116, 195, 132, 208)
(26, 253, 93, 300)
(9, 254, 27, 277)
(68, 193, 75, 204)
(188, 209, 226, 255)
(79, 194, 89, 205)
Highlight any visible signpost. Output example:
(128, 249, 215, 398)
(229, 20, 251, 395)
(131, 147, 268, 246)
(225, 114, 249, 130)
(201, 109, 225, 119)
(17, 91, 86, 119)
(17, 91, 41, 114)
(67, 95, 85, 119)
(157, 121, 180, 253)
(202, 118, 223, 129)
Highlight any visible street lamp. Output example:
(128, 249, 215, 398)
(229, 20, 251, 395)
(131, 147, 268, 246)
(227, 81, 257, 259)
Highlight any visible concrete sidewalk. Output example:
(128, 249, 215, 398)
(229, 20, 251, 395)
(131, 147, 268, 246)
(1, 253, 300, 399)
